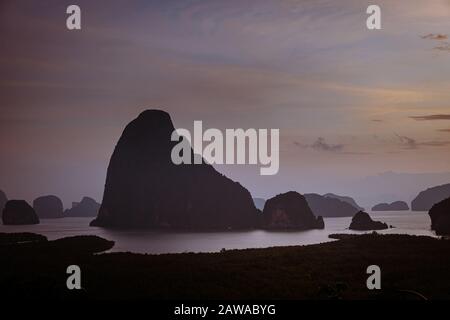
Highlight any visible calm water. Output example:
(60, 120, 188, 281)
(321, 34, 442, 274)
(0, 211, 435, 254)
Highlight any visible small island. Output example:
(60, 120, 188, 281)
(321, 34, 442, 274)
(349, 211, 389, 231)
(371, 201, 409, 211)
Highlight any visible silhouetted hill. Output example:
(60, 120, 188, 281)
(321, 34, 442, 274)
(91, 110, 258, 229)
(253, 198, 266, 210)
(349, 211, 388, 231)
(339, 171, 450, 208)
(429, 197, 450, 235)
(2, 200, 39, 225)
(304, 193, 359, 217)
(372, 201, 409, 211)
(33, 195, 64, 219)
(65, 197, 100, 217)
(411, 183, 450, 211)
(261, 191, 324, 229)
(0, 190, 7, 214)
(323, 193, 364, 211)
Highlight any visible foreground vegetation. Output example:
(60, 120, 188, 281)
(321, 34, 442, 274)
(0, 232, 449, 299)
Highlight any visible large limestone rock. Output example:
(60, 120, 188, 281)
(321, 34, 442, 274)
(428, 197, 450, 235)
(411, 183, 450, 211)
(304, 193, 359, 217)
(261, 191, 324, 229)
(33, 195, 64, 219)
(65, 197, 100, 217)
(2, 200, 39, 225)
(349, 211, 388, 231)
(91, 110, 258, 229)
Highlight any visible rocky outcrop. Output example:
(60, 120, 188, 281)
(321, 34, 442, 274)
(261, 191, 324, 229)
(33, 195, 64, 219)
(349, 211, 388, 231)
(411, 183, 450, 211)
(0, 190, 7, 214)
(90, 110, 258, 229)
(304, 193, 359, 217)
(323, 193, 364, 211)
(2, 200, 39, 225)
(253, 198, 266, 211)
(371, 201, 409, 211)
(428, 197, 450, 235)
(65, 197, 100, 217)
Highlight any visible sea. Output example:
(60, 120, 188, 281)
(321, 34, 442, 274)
(0, 211, 435, 254)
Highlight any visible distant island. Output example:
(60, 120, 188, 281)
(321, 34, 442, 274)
(323, 193, 364, 211)
(2, 200, 39, 225)
(304, 193, 359, 217)
(372, 201, 409, 211)
(261, 191, 324, 229)
(411, 183, 450, 211)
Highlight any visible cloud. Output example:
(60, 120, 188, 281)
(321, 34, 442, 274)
(420, 34, 450, 53)
(295, 137, 344, 152)
(395, 134, 450, 149)
(438, 129, 450, 133)
(311, 137, 344, 152)
(410, 114, 450, 121)
(420, 141, 450, 147)
(371, 119, 383, 122)
(434, 43, 450, 52)
(396, 134, 418, 149)
(421, 33, 448, 40)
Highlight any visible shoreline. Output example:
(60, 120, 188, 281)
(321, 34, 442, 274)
(1, 232, 449, 299)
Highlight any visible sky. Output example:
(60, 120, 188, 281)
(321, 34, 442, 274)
(1, 0, 450, 207)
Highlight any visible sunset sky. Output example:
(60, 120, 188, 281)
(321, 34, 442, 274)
(1, 0, 450, 207)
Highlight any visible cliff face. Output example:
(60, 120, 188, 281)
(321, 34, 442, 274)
(428, 197, 450, 235)
(411, 183, 450, 211)
(91, 110, 258, 229)
(304, 193, 359, 217)
(261, 191, 324, 229)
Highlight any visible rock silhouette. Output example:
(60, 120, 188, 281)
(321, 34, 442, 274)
(323, 193, 364, 211)
(253, 198, 266, 211)
(349, 211, 388, 231)
(372, 201, 409, 211)
(304, 193, 359, 217)
(33, 195, 64, 219)
(2, 200, 39, 225)
(65, 197, 100, 217)
(91, 110, 258, 229)
(0, 190, 7, 214)
(261, 191, 324, 229)
(411, 183, 450, 211)
(428, 197, 450, 235)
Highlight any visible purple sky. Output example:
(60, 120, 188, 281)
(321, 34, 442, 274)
(1, 0, 450, 207)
